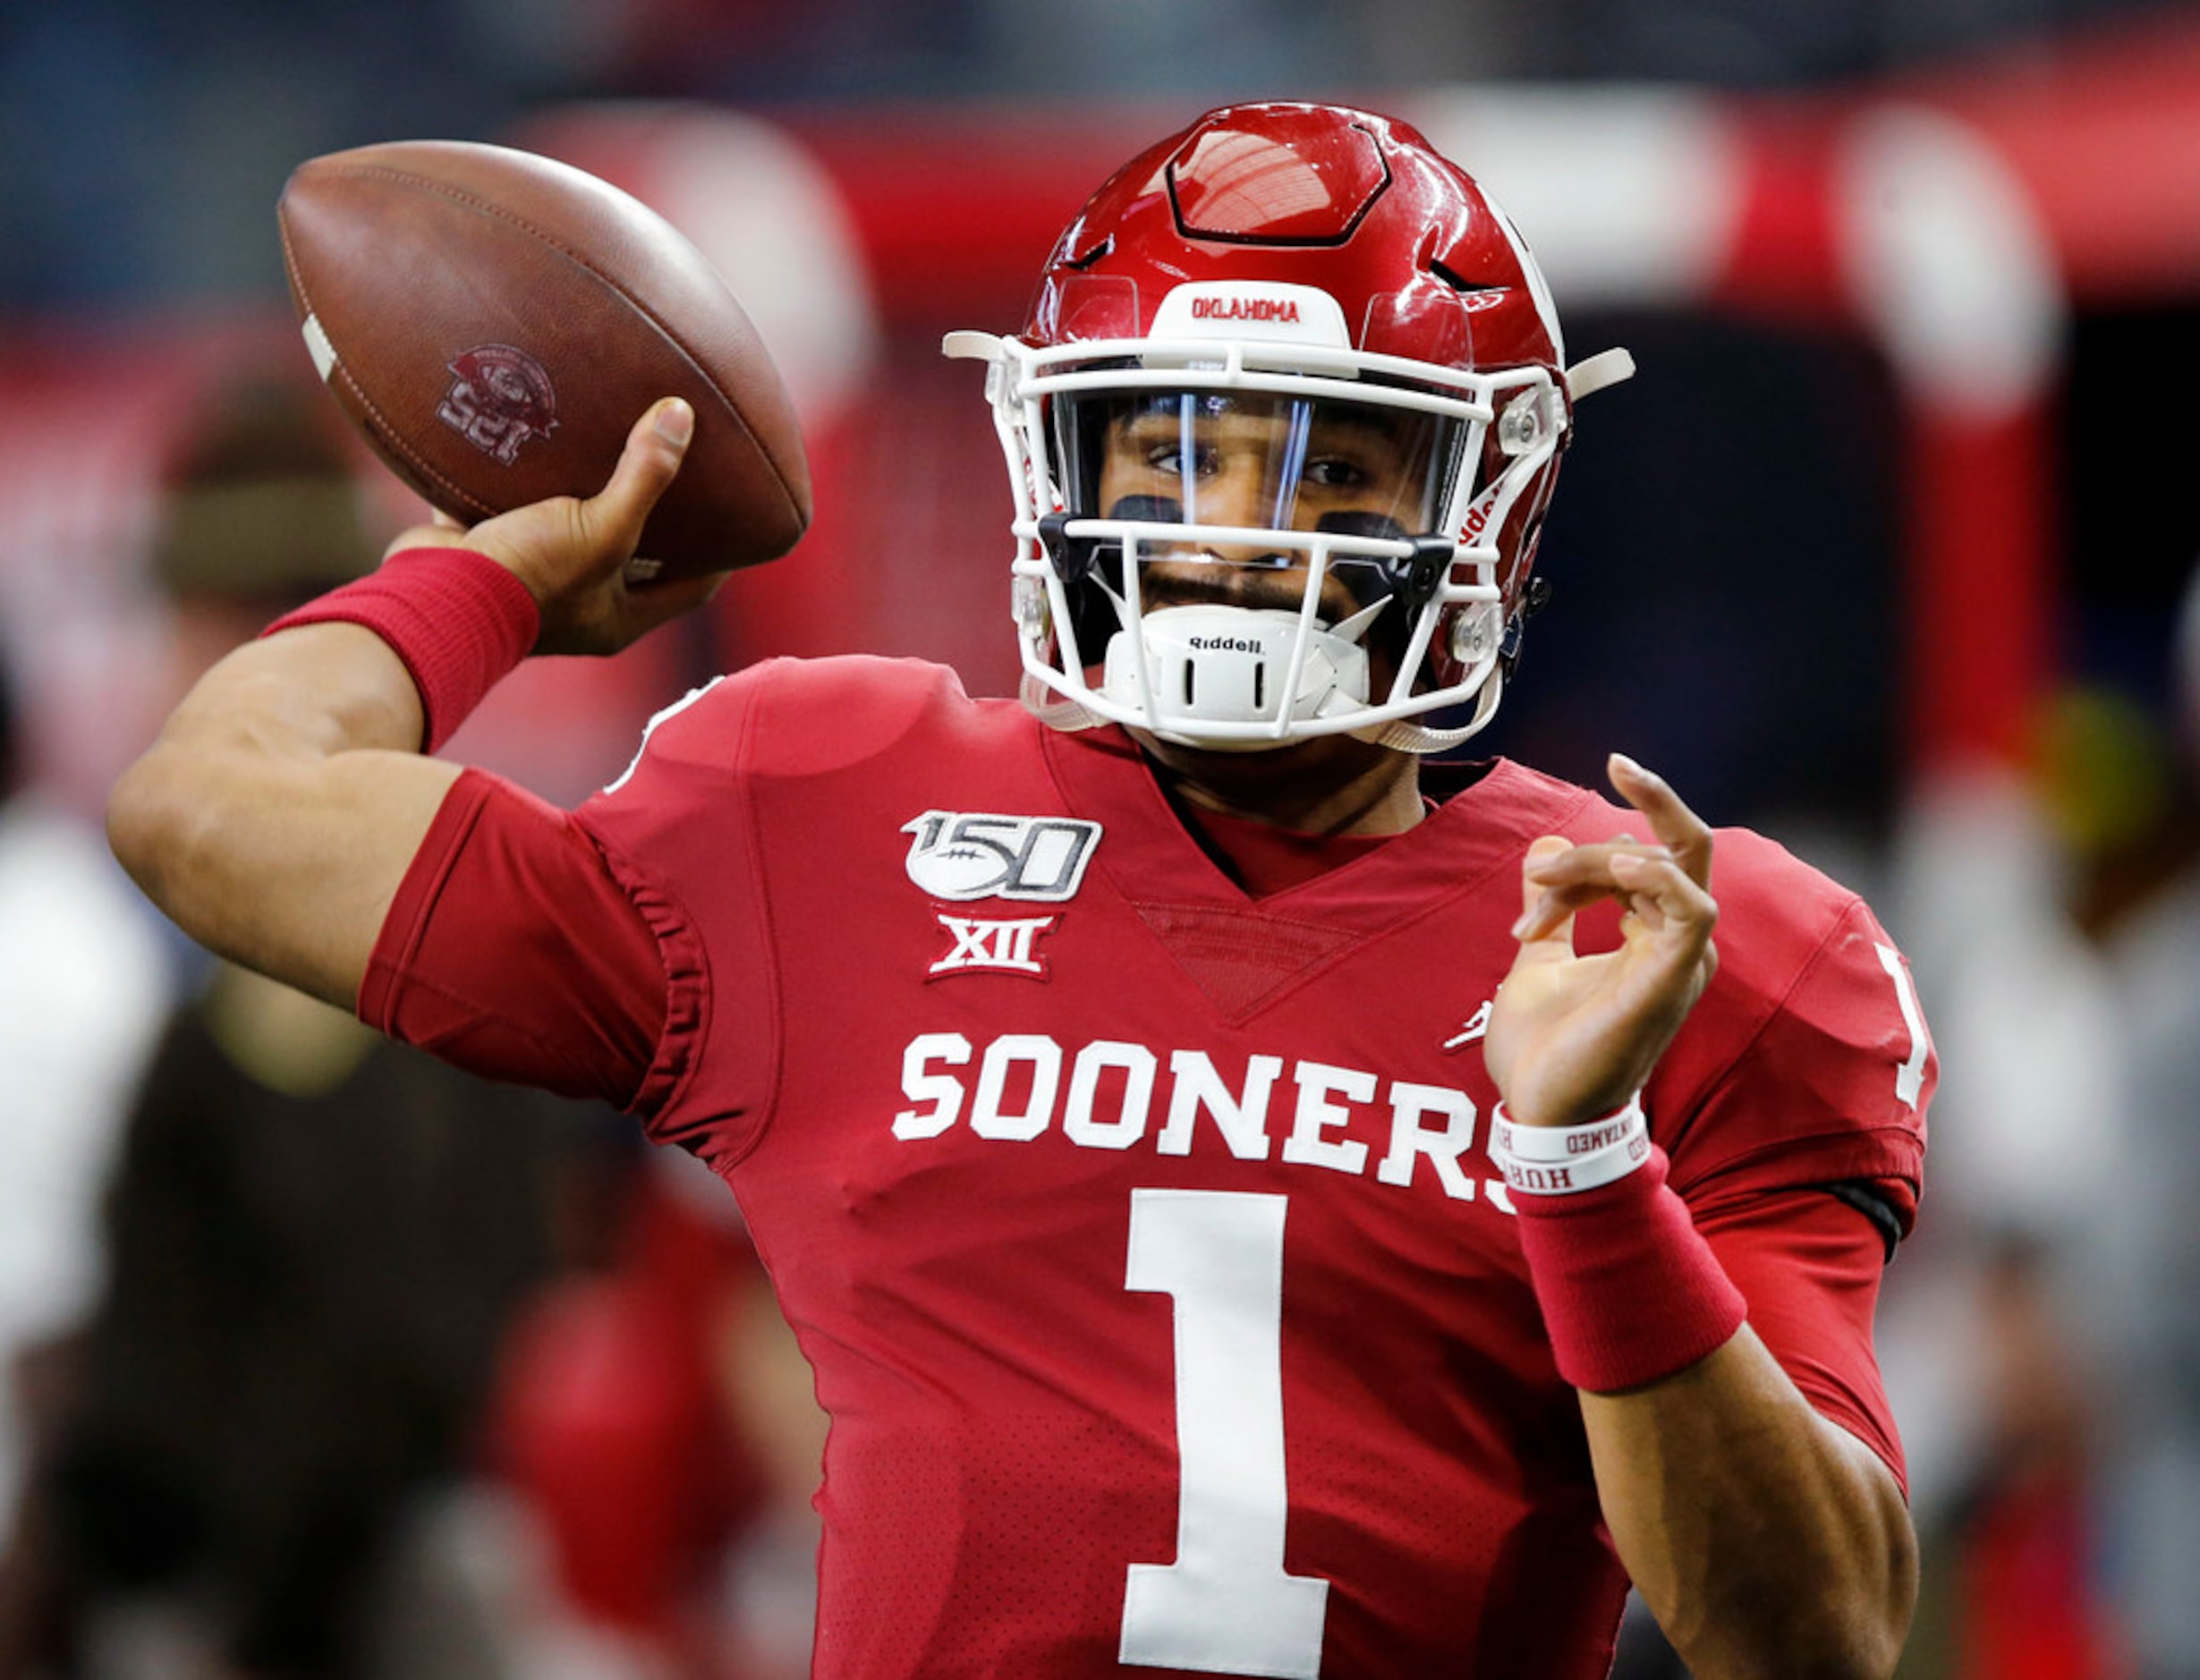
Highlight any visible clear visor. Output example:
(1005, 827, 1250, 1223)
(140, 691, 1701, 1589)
(1051, 389, 1458, 564)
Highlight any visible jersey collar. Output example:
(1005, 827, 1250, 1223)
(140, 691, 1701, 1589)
(1041, 723, 1596, 926)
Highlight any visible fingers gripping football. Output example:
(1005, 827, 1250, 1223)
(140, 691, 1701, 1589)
(386, 399, 729, 657)
(1483, 754, 1720, 1129)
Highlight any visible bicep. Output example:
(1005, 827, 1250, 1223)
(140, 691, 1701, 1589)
(247, 749, 463, 1006)
(108, 620, 451, 1007)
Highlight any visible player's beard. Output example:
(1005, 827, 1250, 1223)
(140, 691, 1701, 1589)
(1130, 725, 1423, 838)
(1119, 553, 1423, 836)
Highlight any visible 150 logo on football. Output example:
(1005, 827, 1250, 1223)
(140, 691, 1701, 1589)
(902, 810, 1101, 902)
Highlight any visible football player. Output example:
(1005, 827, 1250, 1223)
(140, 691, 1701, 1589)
(109, 103, 1931, 1678)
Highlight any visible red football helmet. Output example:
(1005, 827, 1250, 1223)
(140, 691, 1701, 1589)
(947, 101, 1631, 752)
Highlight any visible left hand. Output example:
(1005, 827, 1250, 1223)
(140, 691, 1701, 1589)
(1482, 753, 1720, 1129)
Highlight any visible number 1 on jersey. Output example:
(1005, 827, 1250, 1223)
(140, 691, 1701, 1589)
(1873, 942, 1930, 1107)
(1121, 1188, 1330, 1678)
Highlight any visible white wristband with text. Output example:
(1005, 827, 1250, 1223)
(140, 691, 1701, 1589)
(1490, 1093, 1652, 1195)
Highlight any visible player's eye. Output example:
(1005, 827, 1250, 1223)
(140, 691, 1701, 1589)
(1302, 455, 1369, 489)
(1145, 443, 1218, 478)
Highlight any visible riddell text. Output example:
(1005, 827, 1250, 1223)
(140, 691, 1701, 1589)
(894, 1031, 1513, 1209)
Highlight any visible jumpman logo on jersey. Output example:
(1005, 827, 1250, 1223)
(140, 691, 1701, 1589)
(1440, 998, 1492, 1051)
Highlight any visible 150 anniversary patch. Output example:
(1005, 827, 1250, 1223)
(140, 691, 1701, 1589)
(902, 810, 1102, 903)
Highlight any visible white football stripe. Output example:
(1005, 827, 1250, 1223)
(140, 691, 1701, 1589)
(301, 313, 337, 383)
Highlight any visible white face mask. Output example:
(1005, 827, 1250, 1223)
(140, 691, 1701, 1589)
(945, 282, 1613, 754)
(1022, 361, 1518, 753)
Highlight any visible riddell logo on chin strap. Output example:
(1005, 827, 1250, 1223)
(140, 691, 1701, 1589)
(1190, 296, 1304, 324)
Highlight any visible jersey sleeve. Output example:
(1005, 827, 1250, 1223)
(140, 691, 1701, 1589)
(1696, 1186, 1910, 1494)
(1643, 871, 1929, 1487)
(570, 671, 785, 1164)
(1662, 889, 1933, 1236)
(367, 666, 790, 1163)
(361, 768, 683, 1111)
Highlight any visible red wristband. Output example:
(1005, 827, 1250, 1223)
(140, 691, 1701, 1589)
(1510, 1143, 1747, 1393)
(261, 546, 540, 754)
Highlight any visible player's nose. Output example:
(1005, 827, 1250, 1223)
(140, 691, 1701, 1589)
(1185, 460, 1292, 564)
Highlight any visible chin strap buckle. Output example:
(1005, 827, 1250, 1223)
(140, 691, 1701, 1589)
(1498, 576, 1556, 681)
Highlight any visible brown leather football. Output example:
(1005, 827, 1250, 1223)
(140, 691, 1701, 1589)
(277, 139, 811, 580)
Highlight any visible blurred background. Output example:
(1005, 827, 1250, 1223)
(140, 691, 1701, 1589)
(4, 1, 2199, 1676)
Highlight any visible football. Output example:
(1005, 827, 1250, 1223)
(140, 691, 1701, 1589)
(276, 139, 811, 581)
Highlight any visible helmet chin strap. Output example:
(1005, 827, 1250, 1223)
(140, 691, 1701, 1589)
(1098, 599, 1389, 751)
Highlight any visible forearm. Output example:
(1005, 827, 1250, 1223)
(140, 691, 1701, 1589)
(1493, 1118, 1914, 1676)
(1584, 1327, 1916, 1679)
(111, 402, 705, 1010)
(107, 622, 459, 1007)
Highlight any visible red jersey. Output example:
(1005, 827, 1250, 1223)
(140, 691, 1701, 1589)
(369, 655, 1931, 1679)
